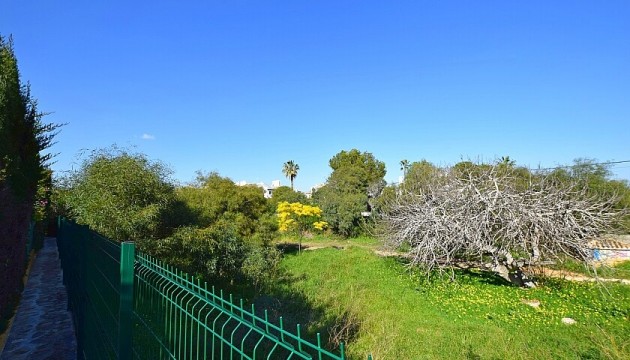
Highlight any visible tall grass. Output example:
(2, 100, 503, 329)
(268, 245, 630, 359)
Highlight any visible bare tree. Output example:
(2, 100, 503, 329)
(378, 164, 622, 287)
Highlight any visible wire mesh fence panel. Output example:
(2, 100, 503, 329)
(58, 218, 352, 360)
(58, 219, 122, 359)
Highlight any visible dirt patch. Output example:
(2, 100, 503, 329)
(528, 267, 630, 285)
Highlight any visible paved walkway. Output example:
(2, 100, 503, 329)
(0, 238, 77, 360)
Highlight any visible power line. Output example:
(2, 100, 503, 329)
(530, 160, 630, 172)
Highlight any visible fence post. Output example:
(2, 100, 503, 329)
(119, 241, 135, 360)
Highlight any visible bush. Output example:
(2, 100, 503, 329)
(55, 147, 175, 241)
(241, 245, 281, 292)
(313, 187, 367, 237)
(173, 172, 268, 237)
(142, 222, 281, 289)
(144, 224, 247, 282)
(268, 186, 308, 211)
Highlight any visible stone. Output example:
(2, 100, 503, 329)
(521, 299, 541, 308)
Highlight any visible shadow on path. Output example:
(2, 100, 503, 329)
(0, 238, 77, 360)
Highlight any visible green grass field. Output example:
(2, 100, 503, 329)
(265, 241, 630, 360)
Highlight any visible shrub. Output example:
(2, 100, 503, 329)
(55, 147, 174, 241)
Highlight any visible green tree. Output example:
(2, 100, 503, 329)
(268, 185, 307, 212)
(282, 160, 300, 190)
(565, 159, 630, 232)
(400, 159, 410, 179)
(174, 172, 269, 238)
(56, 148, 174, 241)
(313, 149, 386, 237)
(328, 149, 386, 192)
(402, 160, 439, 191)
(147, 222, 280, 291)
(313, 187, 366, 237)
(145, 172, 281, 290)
(499, 156, 515, 167)
(1, 35, 59, 322)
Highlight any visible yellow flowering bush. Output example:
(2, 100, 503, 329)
(276, 201, 328, 234)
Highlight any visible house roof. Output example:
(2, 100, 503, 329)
(589, 236, 630, 250)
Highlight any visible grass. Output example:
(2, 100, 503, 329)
(265, 242, 630, 360)
(275, 233, 380, 250)
(551, 258, 630, 280)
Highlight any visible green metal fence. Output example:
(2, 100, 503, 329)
(57, 218, 351, 360)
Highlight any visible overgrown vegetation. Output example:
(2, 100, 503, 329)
(0, 35, 59, 327)
(54, 147, 174, 241)
(55, 160, 282, 291)
(313, 149, 386, 237)
(50, 147, 630, 357)
(271, 245, 630, 359)
(377, 158, 628, 287)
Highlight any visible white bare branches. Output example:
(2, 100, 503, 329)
(379, 165, 622, 286)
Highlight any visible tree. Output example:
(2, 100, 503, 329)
(268, 185, 307, 212)
(402, 160, 439, 192)
(378, 163, 622, 287)
(328, 149, 386, 192)
(1, 34, 59, 321)
(173, 172, 269, 238)
(499, 156, 515, 167)
(282, 160, 299, 190)
(55, 148, 175, 242)
(313, 149, 386, 237)
(276, 201, 327, 253)
(560, 159, 630, 232)
(400, 159, 410, 179)
(145, 172, 281, 290)
(313, 187, 367, 237)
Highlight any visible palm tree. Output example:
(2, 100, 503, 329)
(400, 159, 410, 178)
(499, 156, 515, 167)
(282, 160, 300, 190)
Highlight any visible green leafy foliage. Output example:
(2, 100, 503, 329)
(142, 222, 281, 292)
(55, 148, 175, 241)
(143, 172, 281, 290)
(1, 35, 58, 201)
(144, 224, 247, 282)
(0, 34, 59, 327)
(313, 149, 386, 237)
(549, 159, 630, 232)
(282, 160, 299, 190)
(313, 187, 366, 237)
(268, 186, 308, 211)
(241, 244, 282, 292)
(172, 172, 268, 237)
(328, 149, 386, 191)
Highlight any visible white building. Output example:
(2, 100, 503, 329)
(236, 180, 281, 199)
(305, 183, 325, 199)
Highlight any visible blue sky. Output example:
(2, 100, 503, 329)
(2, 1, 629, 191)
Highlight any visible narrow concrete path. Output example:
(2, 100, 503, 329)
(0, 238, 77, 360)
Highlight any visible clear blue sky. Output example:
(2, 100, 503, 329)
(2, 1, 629, 191)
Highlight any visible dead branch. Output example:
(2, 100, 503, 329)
(378, 165, 621, 287)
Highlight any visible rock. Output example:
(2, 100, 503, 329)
(561, 317, 576, 325)
(521, 299, 541, 308)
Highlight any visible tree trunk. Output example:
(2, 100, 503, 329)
(492, 261, 536, 288)
(488, 248, 536, 287)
